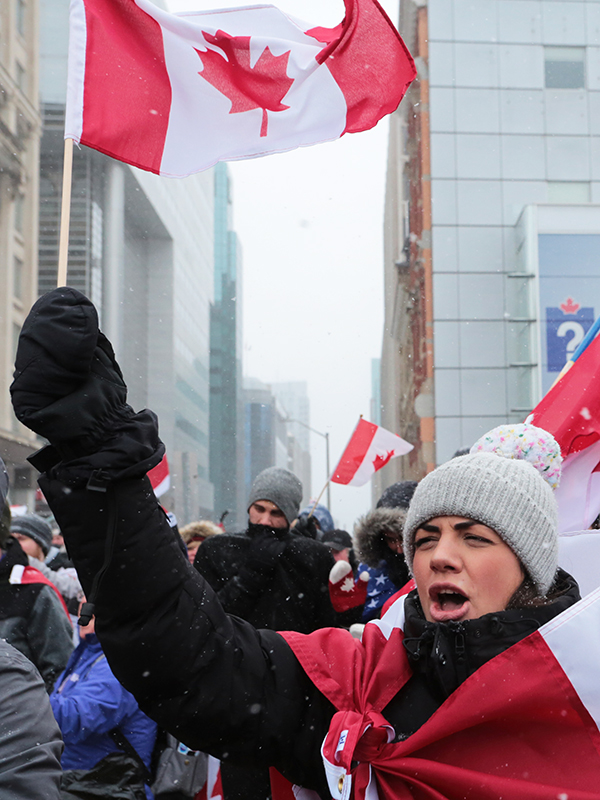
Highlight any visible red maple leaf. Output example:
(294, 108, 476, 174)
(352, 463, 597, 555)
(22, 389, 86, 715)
(373, 450, 395, 471)
(560, 297, 580, 315)
(195, 31, 294, 138)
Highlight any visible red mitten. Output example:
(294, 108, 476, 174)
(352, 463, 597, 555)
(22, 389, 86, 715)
(328, 561, 369, 613)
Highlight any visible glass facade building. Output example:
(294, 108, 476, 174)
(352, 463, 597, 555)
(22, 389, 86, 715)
(377, 0, 600, 488)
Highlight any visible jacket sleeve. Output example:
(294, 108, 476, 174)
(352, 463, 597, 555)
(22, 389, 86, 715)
(50, 658, 137, 744)
(0, 640, 63, 799)
(26, 585, 74, 692)
(40, 475, 335, 793)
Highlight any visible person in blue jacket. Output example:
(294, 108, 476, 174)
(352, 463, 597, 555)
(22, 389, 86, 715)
(50, 600, 157, 798)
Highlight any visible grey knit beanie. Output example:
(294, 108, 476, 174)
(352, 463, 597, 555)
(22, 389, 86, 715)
(11, 514, 53, 556)
(403, 452, 558, 596)
(247, 467, 303, 525)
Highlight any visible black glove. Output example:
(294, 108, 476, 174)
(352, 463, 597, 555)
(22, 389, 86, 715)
(293, 513, 319, 540)
(11, 288, 164, 485)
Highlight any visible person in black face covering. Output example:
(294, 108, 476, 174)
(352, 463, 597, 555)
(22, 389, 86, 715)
(194, 466, 336, 633)
(193, 466, 336, 800)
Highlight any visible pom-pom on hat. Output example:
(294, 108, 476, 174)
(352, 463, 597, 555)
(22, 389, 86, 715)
(470, 423, 562, 491)
(403, 451, 559, 596)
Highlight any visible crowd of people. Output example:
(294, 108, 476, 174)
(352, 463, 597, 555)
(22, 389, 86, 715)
(0, 286, 598, 800)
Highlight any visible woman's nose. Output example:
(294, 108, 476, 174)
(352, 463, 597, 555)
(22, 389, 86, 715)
(429, 538, 461, 571)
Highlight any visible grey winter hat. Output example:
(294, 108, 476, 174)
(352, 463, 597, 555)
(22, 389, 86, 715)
(403, 452, 559, 596)
(247, 467, 303, 525)
(11, 514, 53, 556)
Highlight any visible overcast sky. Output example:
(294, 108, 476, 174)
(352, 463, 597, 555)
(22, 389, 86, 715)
(168, 0, 401, 529)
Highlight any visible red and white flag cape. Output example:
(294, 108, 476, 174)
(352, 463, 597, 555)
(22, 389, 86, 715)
(279, 587, 600, 800)
(528, 331, 600, 533)
(331, 418, 413, 487)
(65, 0, 416, 176)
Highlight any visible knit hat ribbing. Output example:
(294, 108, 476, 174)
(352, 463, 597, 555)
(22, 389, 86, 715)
(247, 467, 303, 525)
(403, 452, 558, 596)
(11, 514, 53, 556)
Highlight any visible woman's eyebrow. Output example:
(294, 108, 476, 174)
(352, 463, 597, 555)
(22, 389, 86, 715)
(419, 523, 440, 532)
(454, 520, 477, 531)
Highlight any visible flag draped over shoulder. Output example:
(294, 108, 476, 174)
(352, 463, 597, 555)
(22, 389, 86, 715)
(65, 0, 416, 176)
(529, 332, 600, 532)
(280, 588, 600, 800)
(331, 418, 413, 487)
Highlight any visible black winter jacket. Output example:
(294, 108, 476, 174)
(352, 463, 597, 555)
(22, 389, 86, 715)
(194, 526, 336, 633)
(41, 475, 580, 798)
(0, 539, 73, 691)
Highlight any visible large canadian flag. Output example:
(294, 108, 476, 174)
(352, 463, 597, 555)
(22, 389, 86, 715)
(331, 418, 413, 487)
(279, 586, 600, 800)
(65, 0, 416, 176)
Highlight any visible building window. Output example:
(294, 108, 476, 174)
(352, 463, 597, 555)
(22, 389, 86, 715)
(547, 182, 590, 204)
(15, 62, 26, 93)
(16, 0, 26, 36)
(13, 256, 23, 300)
(545, 47, 585, 89)
(12, 323, 21, 361)
(14, 194, 24, 235)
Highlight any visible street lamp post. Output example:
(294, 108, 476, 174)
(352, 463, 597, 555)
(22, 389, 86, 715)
(285, 418, 331, 510)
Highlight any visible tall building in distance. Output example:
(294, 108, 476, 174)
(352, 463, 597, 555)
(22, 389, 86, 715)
(244, 378, 312, 510)
(39, 0, 217, 523)
(271, 381, 312, 503)
(210, 163, 245, 530)
(377, 0, 600, 491)
(0, 0, 42, 507)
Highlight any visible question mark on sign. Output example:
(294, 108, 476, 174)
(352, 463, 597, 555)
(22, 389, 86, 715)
(557, 321, 585, 358)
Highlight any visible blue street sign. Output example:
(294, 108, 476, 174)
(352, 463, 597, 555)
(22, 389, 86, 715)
(546, 304, 595, 372)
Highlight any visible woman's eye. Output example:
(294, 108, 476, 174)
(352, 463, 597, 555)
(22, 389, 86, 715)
(414, 536, 436, 548)
(465, 535, 490, 544)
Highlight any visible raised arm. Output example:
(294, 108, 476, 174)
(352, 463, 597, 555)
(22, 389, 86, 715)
(11, 289, 333, 794)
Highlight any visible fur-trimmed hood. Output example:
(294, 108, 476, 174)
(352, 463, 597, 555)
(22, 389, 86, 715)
(353, 507, 407, 568)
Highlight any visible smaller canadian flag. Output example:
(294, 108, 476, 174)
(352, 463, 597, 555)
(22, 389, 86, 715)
(331, 418, 413, 487)
(147, 454, 171, 498)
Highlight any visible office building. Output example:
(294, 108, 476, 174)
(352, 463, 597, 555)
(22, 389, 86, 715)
(210, 163, 245, 529)
(377, 0, 600, 492)
(244, 377, 312, 508)
(0, 0, 42, 507)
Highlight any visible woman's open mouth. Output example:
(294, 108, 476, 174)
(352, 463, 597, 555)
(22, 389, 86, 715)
(428, 584, 470, 622)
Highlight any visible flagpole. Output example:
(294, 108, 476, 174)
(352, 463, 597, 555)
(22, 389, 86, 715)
(307, 481, 330, 519)
(56, 137, 74, 288)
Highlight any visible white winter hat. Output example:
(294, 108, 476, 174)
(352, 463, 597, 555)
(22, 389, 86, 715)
(403, 451, 559, 596)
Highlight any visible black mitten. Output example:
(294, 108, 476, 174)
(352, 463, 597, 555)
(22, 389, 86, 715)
(11, 288, 164, 484)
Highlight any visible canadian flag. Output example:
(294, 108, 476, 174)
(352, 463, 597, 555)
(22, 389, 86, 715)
(331, 418, 413, 487)
(65, 0, 416, 176)
(147, 454, 170, 497)
(278, 586, 600, 800)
